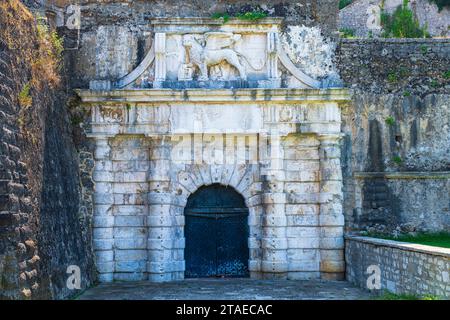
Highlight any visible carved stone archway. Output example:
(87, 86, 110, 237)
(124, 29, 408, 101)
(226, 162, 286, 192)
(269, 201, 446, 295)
(77, 18, 350, 283)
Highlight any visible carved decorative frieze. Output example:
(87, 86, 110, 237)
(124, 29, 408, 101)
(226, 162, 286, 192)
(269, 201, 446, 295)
(107, 18, 321, 90)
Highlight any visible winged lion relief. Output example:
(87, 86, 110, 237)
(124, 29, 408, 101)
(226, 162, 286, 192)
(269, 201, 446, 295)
(179, 32, 265, 81)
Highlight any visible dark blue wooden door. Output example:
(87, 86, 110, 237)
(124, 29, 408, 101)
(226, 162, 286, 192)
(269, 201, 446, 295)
(185, 184, 249, 278)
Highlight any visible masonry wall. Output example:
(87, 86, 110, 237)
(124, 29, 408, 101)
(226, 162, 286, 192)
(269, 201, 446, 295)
(346, 235, 450, 298)
(0, 1, 95, 300)
(40, 0, 339, 89)
(338, 0, 450, 38)
(336, 38, 450, 234)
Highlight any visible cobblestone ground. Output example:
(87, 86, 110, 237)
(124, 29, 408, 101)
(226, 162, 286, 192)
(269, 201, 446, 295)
(78, 279, 372, 300)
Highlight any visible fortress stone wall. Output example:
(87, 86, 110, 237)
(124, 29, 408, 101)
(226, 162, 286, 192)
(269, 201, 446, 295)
(0, 0, 448, 299)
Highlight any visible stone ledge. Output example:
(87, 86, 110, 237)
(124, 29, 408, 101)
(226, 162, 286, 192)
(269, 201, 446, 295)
(345, 234, 450, 258)
(150, 17, 284, 26)
(353, 171, 450, 180)
(340, 38, 450, 44)
(75, 88, 351, 104)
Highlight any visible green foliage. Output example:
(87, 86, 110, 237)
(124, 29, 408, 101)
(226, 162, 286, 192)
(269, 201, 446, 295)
(430, 79, 439, 87)
(385, 116, 395, 126)
(422, 295, 440, 300)
(212, 12, 230, 23)
(428, 0, 450, 12)
(403, 90, 411, 97)
(236, 11, 268, 21)
(339, 0, 353, 9)
(70, 114, 83, 126)
(375, 291, 439, 300)
(34, 18, 64, 87)
(420, 44, 428, 54)
(392, 155, 402, 165)
(50, 29, 64, 58)
(18, 82, 32, 108)
(387, 72, 398, 83)
(398, 67, 409, 77)
(212, 11, 267, 24)
(375, 291, 420, 300)
(444, 70, 450, 79)
(339, 28, 356, 38)
(369, 232, 450, 249)
(381, 0, 430, 38)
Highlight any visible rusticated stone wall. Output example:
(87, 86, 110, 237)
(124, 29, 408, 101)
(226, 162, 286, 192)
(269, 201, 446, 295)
(337, 38, 450, 234)
(0, 1, 95, 300)
(77, 88, 349, 282)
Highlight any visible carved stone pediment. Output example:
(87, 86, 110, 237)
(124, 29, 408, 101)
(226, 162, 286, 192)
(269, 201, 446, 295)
(105, 17, 321, 90)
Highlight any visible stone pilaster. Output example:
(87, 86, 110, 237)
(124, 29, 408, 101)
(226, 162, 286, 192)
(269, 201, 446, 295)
(147, 136, 184, 281)
(92, 137, 114, 282)
(318, 134, 345, 280)
(110, 137, 149, 281)
(260, 132, 288, 278)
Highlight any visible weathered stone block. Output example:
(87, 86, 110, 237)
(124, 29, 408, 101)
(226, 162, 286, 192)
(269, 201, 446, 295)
(93, 228, 114, 239)
(147, 238, 185, 250)
(287, 237, 320, 249)
(115, 250, 147, 261)
(285, 204, 319, 215)
(95, 250, 114, 263)
(288, 260, 320, 271)
(261, 260, 289, 273)
(97, 262, 114, 273)
(286, 214, 319, 226)
(319, 214, 345, 227)
(93, 216, 114, 228)
(93, 239, 114, 250)
(114, 238, 147, 250)
(113, 272, 147, 282)
(115, 216, 145, 227)
(115, 260, 147, 272)
(114, 227, 147, 238)
(261, 238, 288, 249)
(286, 226, 319, 238)
(114, 205, 147, 216)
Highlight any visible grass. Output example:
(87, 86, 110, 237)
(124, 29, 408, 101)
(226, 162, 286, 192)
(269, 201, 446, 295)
(236, 11, 267, 21)
(375, 291, 440, 300)
(339, 28, 356, 38)
(368, 232, 450, 249)
(212, 12, 230, 23)
(18, 82, 32, 107)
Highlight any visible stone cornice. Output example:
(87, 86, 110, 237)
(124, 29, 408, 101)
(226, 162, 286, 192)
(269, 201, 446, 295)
(75, 88, 351, 104)
(150, 17, 284, 26)
(353, 171, 450, 180)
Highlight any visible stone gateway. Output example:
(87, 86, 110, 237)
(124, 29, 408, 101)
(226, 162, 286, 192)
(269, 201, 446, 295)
(77, 17, 350, 283)
(184, 184, 250, 278)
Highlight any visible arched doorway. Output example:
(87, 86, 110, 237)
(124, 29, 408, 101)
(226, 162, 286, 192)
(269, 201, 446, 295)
(184, 184, 249, 278)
